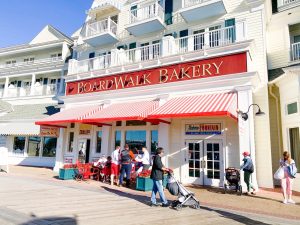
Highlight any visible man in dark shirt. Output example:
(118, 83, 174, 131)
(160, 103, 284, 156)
(150, 147, 169, 207)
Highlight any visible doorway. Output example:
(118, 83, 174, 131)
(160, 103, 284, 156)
(186, 139, 223, 186)
(78, 139, 91, 163)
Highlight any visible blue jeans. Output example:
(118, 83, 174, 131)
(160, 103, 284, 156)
(151, 179, 168, 204)
(119, 164, 132, 186)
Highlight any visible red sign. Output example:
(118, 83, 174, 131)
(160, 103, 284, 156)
(40, 126, 59, 137)
(66, 53, 247, 96)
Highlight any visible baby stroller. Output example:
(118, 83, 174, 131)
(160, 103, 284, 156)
(166, 172, 200, 210)
(224, 167, 242, 195)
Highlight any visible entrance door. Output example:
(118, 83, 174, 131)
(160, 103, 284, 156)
(186, 140, 204, 185)
(78, 139, 91, 163)
(203, 140, 223, 186)
(185, 140, 223, 186)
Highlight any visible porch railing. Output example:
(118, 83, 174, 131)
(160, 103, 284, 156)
(130, 1, 164, 24)
(175, 26, 237, 54)
(124, 43, 161, 64)
(184, 0, 212, 8)
(82, 18, 117, 38)
(291, 42, 300, 61)
(0, 57, 63, 69)
(277, 0, 300, 8)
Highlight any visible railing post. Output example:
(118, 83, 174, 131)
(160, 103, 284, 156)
(110, 49, 119, 67)
(135, 48, 141, 62)
(107, 17, 111, 32)
(162, 36, 175, 57)
(188, 35, 194, 52)
(3, 77, 9, 98)
(30, 73, 36, 96)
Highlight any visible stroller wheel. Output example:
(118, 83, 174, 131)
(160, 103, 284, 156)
(193, 202, 200, 210)
(238, 185, 243, 196)
(175, 204, 182, 211)
(224, 184, 227, 194)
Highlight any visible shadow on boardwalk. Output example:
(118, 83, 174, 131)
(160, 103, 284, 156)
(19, 216, 77, 225)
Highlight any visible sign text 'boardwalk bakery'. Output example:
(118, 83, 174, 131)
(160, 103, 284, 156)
(66, 53, 247, 96)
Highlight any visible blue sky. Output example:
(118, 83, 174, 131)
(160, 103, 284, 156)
(0, 0, 93, 48)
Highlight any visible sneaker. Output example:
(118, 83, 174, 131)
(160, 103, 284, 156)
(288, 199, 295, 204)
(162, 203, 170, 208)
(283, 199, 288, 204)
(150, 202, 159, 207)
(251, 191, 256, 195)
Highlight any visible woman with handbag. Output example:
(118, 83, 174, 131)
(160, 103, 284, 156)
(280, 151, 296, 204)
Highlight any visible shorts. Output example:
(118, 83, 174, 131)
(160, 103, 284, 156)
(111, 163, 120, 176)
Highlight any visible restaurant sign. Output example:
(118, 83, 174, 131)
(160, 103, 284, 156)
(66, 53, 247, 96)
(185, 123, 222, 135)
(40, 126, 59, 137)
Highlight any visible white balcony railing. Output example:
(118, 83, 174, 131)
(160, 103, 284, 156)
(82, 18, 117, 39)
(68, 24, 246, 75)
(278, 0, 300, 8)
(175, 26, 237, 54)
(184, 0, 212, 8)
(130, 1, 164, 24)
(291, 42, 300, 61)
(4, 84, 59, 98)
(0, 57, 63, 69)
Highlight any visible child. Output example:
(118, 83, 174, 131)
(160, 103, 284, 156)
(240, 151, 256, 195)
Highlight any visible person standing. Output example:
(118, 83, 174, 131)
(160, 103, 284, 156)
(240, 151, 256, 195)
(150, 147, 169, 207)
(110, 146, 121, 186)
(280, 151, 296, 204)
(119, 144, 135, 188)
(136, 147, 151, 171)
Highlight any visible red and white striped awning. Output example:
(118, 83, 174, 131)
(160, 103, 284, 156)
(35, 105, 103, 126)
(83, 100, 159, 123)
(148, 92, 238, 120)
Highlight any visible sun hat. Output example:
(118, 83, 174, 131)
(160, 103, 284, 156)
(242, 151, 250, 156)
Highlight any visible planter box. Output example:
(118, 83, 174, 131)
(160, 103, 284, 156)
(59, 168, 78, 180)
(136, 175, 167, 191)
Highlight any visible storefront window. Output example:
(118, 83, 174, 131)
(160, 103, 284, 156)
(68, 132, 74, 153)
(42, 137, 57, 157)
(151, 130, 158, 154)
(115, 131, 121, 148)
(126, 120, 146, 126)
(96, 131, 102, 153)
(125, 130, 146, 152)
(27, 136, 41, 157)
(13, 136, 25, 154)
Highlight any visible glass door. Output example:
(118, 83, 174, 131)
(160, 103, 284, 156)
(186, 140, 204, 185)
(203, 140, 223, 186)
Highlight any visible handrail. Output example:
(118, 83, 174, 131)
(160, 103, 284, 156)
(184, 0, 211, 8)
(83, 18, 117, 38)
(130, 1, 164, 24)
(0, 57, 63, 69)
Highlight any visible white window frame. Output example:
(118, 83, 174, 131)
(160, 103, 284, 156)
(286, 100, 299, 116)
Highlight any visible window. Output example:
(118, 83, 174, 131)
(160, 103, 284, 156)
(96, 131, 102, 153)
(151, 130, 158, 154)
(287, 102, 298, 115)
(42, 137, 57, 157)
(24, 57, 34, 63)
(13, 137, 26, 154)
(115, 131, 121, 148)
(125, 130, 146, 151)
(289, 128, 300, 170)
(51, 53, 62, 59)
(116, 121, 122, 126)
(27, 136, 41, 157)
(6, 60, 16, 66)
(68, 132, 74, 153)
(126, 120, 147, 126)
(209, 25, 222, 47)
(70, 123, 75, 128)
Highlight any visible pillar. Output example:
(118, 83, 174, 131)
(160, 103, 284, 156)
(101, 125, 112, 156)
(59, 70, 65, 95)
(158, 122, 170, 167)
(162, 36, 175, 57)
(53, 128, 65, 173)
(30, 74, 36, 95)
(3, 77, 9, 98)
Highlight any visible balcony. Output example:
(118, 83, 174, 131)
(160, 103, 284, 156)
(0, 57, 64, 76)
(67, 23, 248, 77)
(179, 0, 227, 23)
(4, 84, 59, 98)
(291, 42, 300, 62)
(277, 0, 300, 12)
(125, 1, 166, 36)
(87, 0, 123, 16)
(81, 18, 119, 47)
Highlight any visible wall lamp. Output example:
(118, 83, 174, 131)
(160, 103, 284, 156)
(237, 104, 265, 121)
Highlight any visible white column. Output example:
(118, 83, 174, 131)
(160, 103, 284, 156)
(53, 128, 65, 173)
(162, 36, 175, 57)
(237, 88, 258, 191)
(3, 77, 9, 98)
(158, 122, 170, 167)
(110, 49, 120, 67)
(30, 74, 36, 95)
(101, 125, 112, 156)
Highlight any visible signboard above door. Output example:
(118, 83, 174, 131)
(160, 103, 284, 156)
(185, 123, 222, 135)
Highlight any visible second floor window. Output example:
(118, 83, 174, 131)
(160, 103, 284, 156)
(6, 60, 16, 66)
(24, 57, 34, 63)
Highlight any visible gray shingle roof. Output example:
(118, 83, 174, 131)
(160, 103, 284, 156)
(0, 104, 60, 121)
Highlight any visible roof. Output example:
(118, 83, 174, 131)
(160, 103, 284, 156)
(0, 104, 60, 121)
(268, 63, 300, 82)
(0, 122, 40, 136)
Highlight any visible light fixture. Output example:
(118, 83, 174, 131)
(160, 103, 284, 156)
(237, 104, 265, 121)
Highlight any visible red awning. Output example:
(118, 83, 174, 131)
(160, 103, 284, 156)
(148, 92, 238, 119)
(35, 105, 103, 126)
(83, 100, 159, 123)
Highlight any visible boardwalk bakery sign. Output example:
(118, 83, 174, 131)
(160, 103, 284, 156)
(186, 123, 222, 135)
(66, 53, 247, 95)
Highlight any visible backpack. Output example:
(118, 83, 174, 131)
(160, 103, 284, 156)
(248, 163, 254, 173)
(121, 150, 131, 163)
(288, 163, 297, 178)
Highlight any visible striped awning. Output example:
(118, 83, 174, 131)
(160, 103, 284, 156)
(148, 92, 238, 119)
(0, 122, 40, 136)
(35, 105, 103, 126)
(83, 100, 159, 123)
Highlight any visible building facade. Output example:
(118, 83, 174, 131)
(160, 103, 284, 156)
(0, 25, 73, 167)
(35, 0, 276, 188)
(267, 0, 300, 191)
